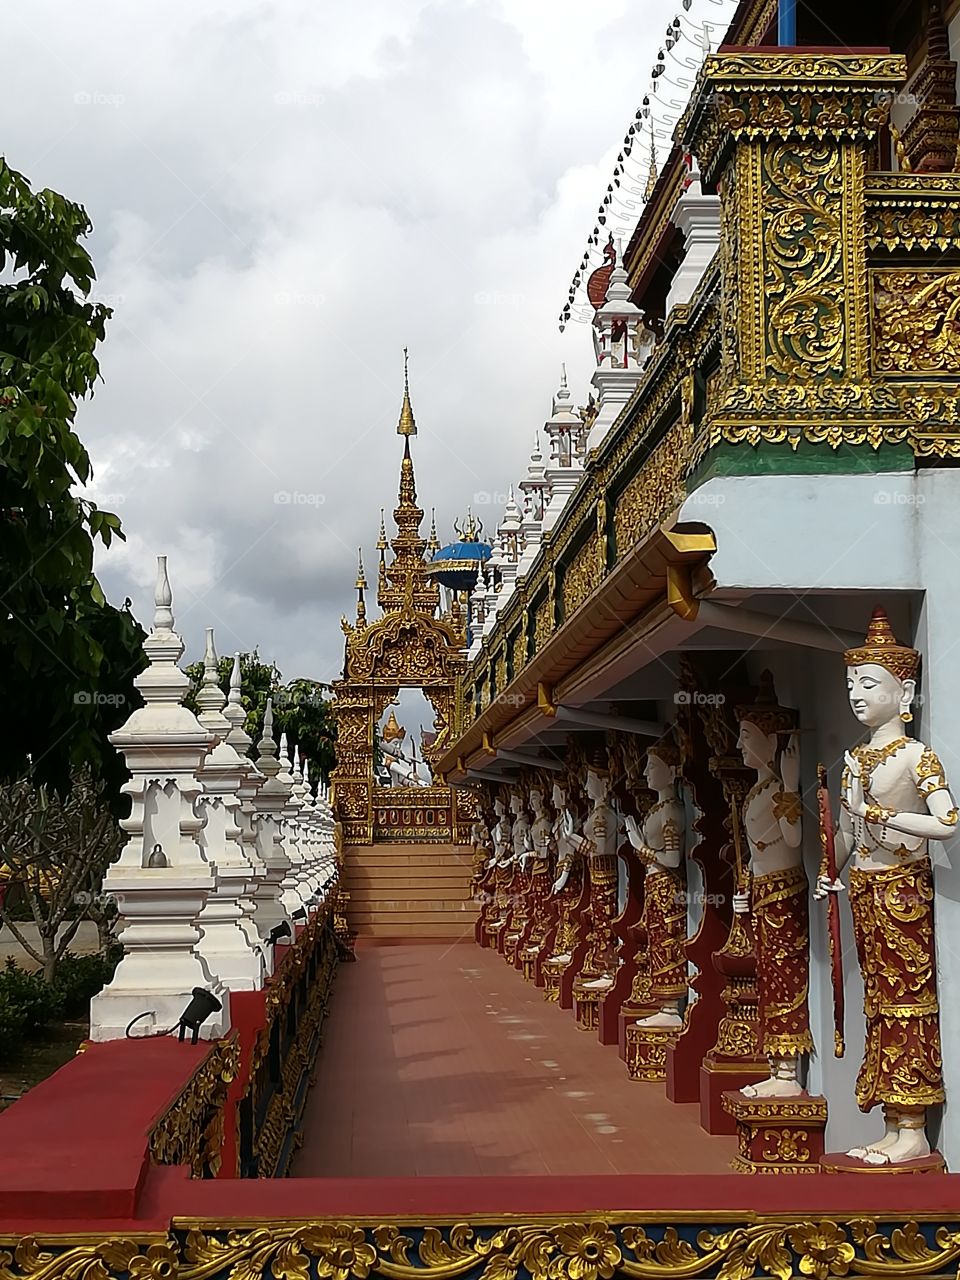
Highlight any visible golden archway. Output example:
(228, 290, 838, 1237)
(330, 361, 477, 844)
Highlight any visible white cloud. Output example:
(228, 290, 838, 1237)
(5, 0, 720, 695)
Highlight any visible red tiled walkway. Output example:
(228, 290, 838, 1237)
(292, 942, 737, 1177)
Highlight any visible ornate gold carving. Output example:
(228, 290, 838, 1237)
(148, 1034, 240, 1178)
(613, 422, 688, 559)
(871, 269, 960, 376)
(373, 786, 453, 842)
(532, 600, 552, 656)
(508, 627, 524, 680)
(681, 53, 904, 187)
(243, 906, 339, 1178)
(7, 1213, 960, 1280)
(560, 533, 598, 617)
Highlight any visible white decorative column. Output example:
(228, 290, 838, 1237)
(90, 557, 229, 1042)
(194, 629, 265, 990)
(250, 699, 293, 939)
(517, 433, 549, 581)
(664, 163, 721, 316)
(541, 368, 584, 536)
(489, 489, 524, 621)
(588, 243, 653, 451)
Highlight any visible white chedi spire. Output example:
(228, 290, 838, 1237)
(499, 486, 523, 561)
(598, 239, 642, 319)
(278, 729, 308, 917)
(589, 239, 656, 452)
(520, 431, 548, 522)
(194, 640, 266, 991)
(541, 367, 588, 537)
(223, 653, 252, 752)
(278, 731, 296, 787)
(543, 364, 582, 469)
(517, 432, 549, 581)
(91, 555, 230, 1042)
(249, 697, 293, 939)
(196, 627, 231, 737)
(257, 699, 282, 780)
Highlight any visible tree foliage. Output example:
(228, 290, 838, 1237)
(0, 767, 122, 984)
(183, 651, 336, 785)
(0, 157, 145, 799)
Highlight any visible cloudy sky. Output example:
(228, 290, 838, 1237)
(7, 0, 728, 697)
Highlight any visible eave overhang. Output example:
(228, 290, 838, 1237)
(438, 521, 716, 781)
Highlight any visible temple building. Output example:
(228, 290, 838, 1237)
(8, 0, 960, 1271)
(433, 0, 960, 1171)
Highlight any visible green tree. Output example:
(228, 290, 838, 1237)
(275, 678, 336, 783)
(0, 157, 145, 801)
(183, 651, 336, 786)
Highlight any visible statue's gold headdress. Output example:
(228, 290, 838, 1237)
(735, 669, 796, 736)
(843, 606, 919, 682)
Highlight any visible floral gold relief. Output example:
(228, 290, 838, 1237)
(871, 269, 960, 377)
(8, 1218, 960, 1280)
(561, 534, 599, 617)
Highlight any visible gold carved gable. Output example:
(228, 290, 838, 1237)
(345, 610, 463, 687)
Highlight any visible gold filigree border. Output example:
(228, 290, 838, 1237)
(4, 1217, 960, 1280)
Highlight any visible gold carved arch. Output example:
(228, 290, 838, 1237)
(329, 370, 477, 844)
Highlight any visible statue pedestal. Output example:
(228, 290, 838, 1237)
(722, 1092, 827, 1174)
(573, 975, 615, 1031)
(699, 916, 766, 1134)
(820, 1151, 947, 1175)
(700, 1061, 768, 1134)
(625, 1023, 681, 1082)
(619, 1003, 656, 1058)
(542, 952, 573, 1003)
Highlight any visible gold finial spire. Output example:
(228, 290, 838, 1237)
(355, 548, 367, 626)
(377, 507, 387, 554)
(397, 347, 417, 437)
(427, 508, 440, 555)
(644, 126, 659, 200)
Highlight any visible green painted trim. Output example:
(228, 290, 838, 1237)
(689, 440, 915, 489)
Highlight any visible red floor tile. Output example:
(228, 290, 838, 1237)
(292, 942, 736, 1177)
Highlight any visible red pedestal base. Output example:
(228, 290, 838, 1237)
(699, 1062, 768, 1135)
(625, 1023, 681, 1081)
(723, 1092, 827, 1174)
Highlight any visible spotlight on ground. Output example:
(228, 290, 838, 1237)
(177, 988, 222, 1044)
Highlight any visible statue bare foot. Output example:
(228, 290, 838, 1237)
(636, 1010, 683, 1028)
(741, 1076, 803, 1098)
(858, 1129, 931, 1166)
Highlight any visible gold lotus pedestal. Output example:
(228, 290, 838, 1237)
(625, 1022, 682, 1082)
(723, 1092, 828, 1175)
